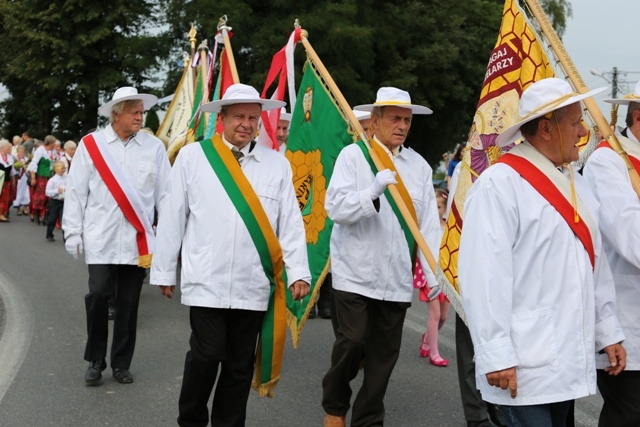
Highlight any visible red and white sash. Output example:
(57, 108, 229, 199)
(82, 132, 155, 268)
(498, 142, 597, 269)
(597, 130, 640, 175)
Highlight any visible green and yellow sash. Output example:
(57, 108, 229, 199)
(356, 140, 418, 265)
(200, 135, 287, 397)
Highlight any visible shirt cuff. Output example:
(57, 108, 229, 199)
(285, 267, 312, 287)
(474, 337, 519, 375)
(359, 189, 379, 217)
(595, 315, 625, 352)
(149, 271, 177, 287)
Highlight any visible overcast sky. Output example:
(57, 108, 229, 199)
(563, 0, 640, 126)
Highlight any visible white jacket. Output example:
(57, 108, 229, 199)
(150, 142, 311, 311)
(326, 142, 441, 303)
(584, 130, 640, 370)
(459, 160, 623, 406)
(62, 125, 170, 265)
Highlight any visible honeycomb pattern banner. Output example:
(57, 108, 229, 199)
(439, 0, 554, 309)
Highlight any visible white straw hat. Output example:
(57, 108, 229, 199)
(279, 107, 291, 122)
(354, 87, 432, 115)
(604, 81, 640, 105)
(352, 109, 371, 121)
(496, 78, 606, 147)
(200, 83, 286, 113)
(98, 87, 158, 117)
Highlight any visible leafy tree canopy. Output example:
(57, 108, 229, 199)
(0, 0, 571, 165)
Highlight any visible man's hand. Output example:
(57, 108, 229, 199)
(159, 285, 175, 299)
(603, 342, 626, 375)
(486, 367, 518, 399)
(370, 169, 397, 199)
(289, 280, 310, 301)
(64, 235, 83, 260)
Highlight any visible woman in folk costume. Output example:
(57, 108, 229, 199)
(27, 134, 58, 224)
(12, 144, 30, 215)
(0, 139, 16, 222)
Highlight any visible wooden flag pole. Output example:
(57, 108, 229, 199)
(218, 15, 240, 84)
(524, 0, 640, 199)
(299, 28, 438, 276)
(197, 40, 210, 129)
(189, 24, 197, 87)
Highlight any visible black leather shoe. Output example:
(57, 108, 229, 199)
(318, 306, 331, 319)
(113, 368, 134, 384)
(85, 359, 106, 386)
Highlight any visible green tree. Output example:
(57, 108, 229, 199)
(0, 0, 165, 140)
(161, 0, 571, 165)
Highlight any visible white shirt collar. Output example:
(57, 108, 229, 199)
(373, 135, 403, 158)
(221, 134, 250, 155)
(105, 124, 140, 146)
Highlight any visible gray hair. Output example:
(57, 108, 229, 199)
(520, 105, 569, 139)
(63, 140, 77, 150)
(43, 135, 56, 146)
(0, 139, 11, 150)
(109, 99, 144, 124)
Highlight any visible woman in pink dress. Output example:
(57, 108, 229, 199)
(415, 188, 450, 367)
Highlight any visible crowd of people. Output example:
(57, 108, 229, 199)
(0, 132, 77, 240)
(4, 76, 640, 427)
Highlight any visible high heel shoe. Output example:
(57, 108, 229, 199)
(419, 332, 430, 358)
(429, 356, 448, 367)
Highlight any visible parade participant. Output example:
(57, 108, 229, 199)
(62, 86, 169, 386)
(416, 187, 451, 367)
(311, 109, 374, 325)
(276, 107, 291, 153)
(11, 135, 20, 156)
(27, 135, 58, 224)
(353, 109, 371, 136)
(0, 140, 15, 222)
(60, 140, 76, 174)
(12, 145, 30, 216)
(21, 131, 34, 156)
(45, 160, 66, 242)
(446, 144, 464, 190)
(322, 87, 441, 427)
(459, 78, 626, 426)
(151, 83, 310, 427)
(583, 80, 640, 427)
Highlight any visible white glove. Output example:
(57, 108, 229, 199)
(65, 235, 84, 260)
(371, 169, 397, 199)
(427, 282, 442, 300)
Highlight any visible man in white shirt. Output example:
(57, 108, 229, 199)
(151, 84, 310, 427)
(276, 107, 291, 153)
(62, 87, 170, 386)
(322, 87, 441, 427)
(459, 78, 626, 426)
(583, 81, 640, 426)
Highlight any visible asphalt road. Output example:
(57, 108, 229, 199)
(0, 213, 603, 426)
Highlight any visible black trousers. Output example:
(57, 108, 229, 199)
(597, 369, 640, 427)
(322, 289, 409, 427)
(456, 314, 491, 423)
(178, 307, 265, 427)
(46, 199, 63, 238)
(84, 264, 146, 368)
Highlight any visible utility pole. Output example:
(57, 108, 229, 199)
(612, 66, 618, 99)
